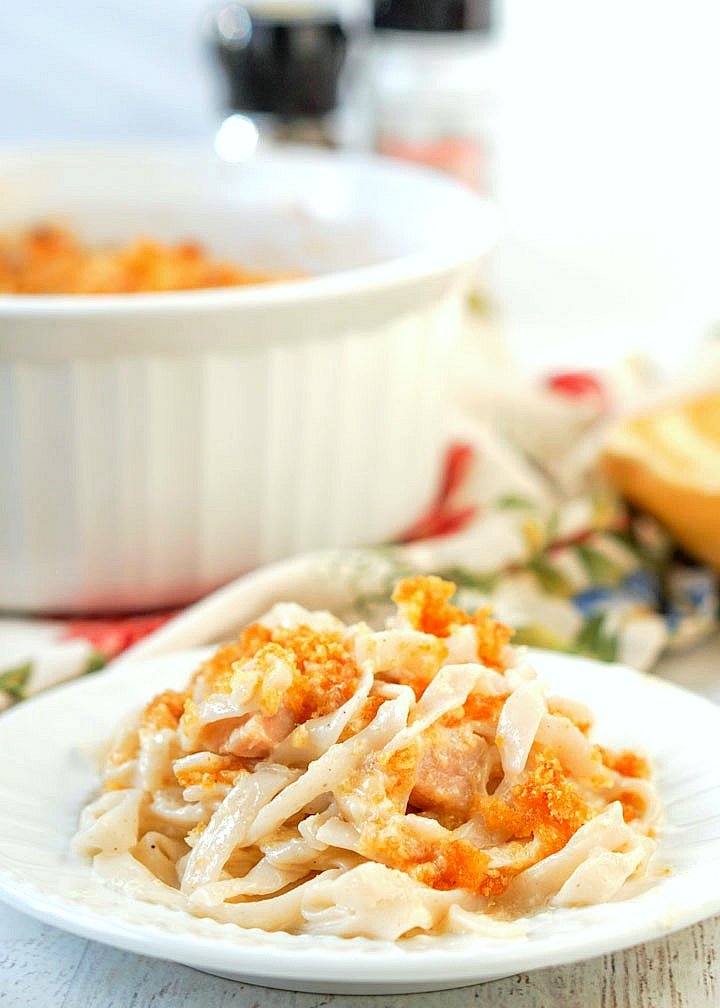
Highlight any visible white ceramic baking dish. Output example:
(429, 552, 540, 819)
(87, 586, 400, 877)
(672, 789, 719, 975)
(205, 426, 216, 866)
(0, 147, 496, 614)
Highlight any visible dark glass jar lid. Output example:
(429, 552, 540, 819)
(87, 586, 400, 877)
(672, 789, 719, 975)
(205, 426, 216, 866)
(212, 3, 348, 119)
(374, 0, 492, 32)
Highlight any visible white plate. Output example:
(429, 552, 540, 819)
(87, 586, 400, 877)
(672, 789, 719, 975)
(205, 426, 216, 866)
(1, 644, 720, 993)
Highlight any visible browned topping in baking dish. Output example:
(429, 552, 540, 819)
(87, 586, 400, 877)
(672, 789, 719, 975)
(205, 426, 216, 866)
(0, 225, 292, 294)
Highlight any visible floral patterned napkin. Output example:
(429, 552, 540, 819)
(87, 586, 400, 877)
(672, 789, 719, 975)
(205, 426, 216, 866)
(1, 365, 716, 709)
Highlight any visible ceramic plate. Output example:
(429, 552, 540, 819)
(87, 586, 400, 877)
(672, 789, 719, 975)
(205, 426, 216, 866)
(1, 636, 720, 993)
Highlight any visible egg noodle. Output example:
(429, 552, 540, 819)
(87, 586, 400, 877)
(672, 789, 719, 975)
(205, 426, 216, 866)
(74, 576, 658, 940)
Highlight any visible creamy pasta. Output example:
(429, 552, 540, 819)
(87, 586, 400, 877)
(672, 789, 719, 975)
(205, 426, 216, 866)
(73, 576, 659, 940)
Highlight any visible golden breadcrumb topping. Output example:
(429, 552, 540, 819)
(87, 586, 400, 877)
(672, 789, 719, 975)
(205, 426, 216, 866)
(173, 753, 247, 791)
(361, 816, 493, 894)
(392, 575, 512, 669)
(140, 690, 186, 732)
(474, 749, 592, 892)
(0, 225, 291, 294)
(599, 747, 650, 780)
(268, 627, 360, 722)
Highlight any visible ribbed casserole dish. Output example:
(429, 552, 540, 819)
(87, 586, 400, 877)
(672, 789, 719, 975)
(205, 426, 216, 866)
(0, 147, 496, 613)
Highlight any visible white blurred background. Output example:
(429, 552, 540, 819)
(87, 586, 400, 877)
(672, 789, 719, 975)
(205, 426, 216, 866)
(2, 0, 718, 369)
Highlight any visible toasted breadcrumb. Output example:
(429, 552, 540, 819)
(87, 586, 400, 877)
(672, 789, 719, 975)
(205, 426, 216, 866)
(140, 690, 186, 732)
(0, 225, 291, 294)
(476, 749, 591, 860)
(392, 575, 512, 669)
(173, 753, 247, 790)
(599, 748, 650, 780)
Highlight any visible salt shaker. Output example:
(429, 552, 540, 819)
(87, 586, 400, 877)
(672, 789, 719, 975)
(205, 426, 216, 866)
(369, 0, 496, 191)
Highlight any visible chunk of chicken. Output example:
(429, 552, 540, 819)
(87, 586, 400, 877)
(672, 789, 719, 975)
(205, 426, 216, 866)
(410, 722, 491, 821)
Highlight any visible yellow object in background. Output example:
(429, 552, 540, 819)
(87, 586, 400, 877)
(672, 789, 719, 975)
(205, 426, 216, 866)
(603, 392, 720, 571)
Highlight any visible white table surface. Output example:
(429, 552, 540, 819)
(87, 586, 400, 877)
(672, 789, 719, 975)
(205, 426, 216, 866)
(2, 637, 720, 1007)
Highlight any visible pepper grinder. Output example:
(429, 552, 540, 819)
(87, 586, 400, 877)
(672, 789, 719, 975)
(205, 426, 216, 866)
(210, 1, 349, 157)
